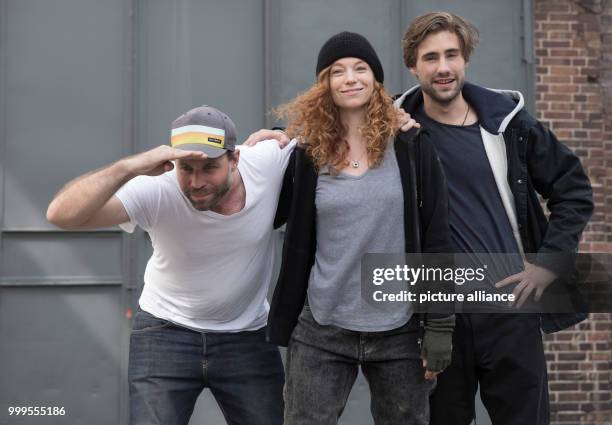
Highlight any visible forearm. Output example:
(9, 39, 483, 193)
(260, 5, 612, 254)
(47, 160, 133, 228)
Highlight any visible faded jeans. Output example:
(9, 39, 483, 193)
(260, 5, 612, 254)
(128, 309, 284, 425)
(284, 306, 435, 425)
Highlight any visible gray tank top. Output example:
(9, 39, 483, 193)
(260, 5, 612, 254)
(307, 142, 411, 331)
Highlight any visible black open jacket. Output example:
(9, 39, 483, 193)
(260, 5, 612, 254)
(397, 83, 594, 333)
(267, 131, 452, 347)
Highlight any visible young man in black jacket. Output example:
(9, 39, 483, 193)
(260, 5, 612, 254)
(396, 11, 593, 425)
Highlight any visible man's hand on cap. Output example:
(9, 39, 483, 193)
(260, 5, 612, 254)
(243, 129, 290, 148)
(120, 145, 207, 177)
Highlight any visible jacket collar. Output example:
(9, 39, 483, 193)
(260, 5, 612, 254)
(394, 82, 524, 134)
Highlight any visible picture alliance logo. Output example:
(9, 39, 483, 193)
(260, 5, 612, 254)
(371, 264, 488, 286)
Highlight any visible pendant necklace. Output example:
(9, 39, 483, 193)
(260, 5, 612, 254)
(349, 150, 367, 168)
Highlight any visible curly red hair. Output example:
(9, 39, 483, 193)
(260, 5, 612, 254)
(275, 67, 398, 172)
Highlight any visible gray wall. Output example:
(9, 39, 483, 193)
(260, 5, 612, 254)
(0, 1, 533, 424)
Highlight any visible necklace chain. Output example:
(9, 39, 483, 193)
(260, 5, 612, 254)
(460, 103, 470, 126)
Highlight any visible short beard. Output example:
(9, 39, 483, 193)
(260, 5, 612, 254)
(421, 77, 464, 106)
(187, 165, 233, 211)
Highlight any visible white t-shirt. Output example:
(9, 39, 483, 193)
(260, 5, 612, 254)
(116, 140, 295, 332)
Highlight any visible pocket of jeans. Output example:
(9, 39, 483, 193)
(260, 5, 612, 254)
(291, 307, 313, 341)
(131, 311, 173, 333)
(298, 304, 314, 324)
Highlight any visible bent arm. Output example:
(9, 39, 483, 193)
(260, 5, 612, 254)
(527, 123, 593, 272)
(46, 161, 133, 230)
(47, 145, 206, 230)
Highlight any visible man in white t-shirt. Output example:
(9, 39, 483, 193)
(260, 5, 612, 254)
(47, 105, 294, 425)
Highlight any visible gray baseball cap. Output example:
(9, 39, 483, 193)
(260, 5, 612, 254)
(170, 105, 237, 158)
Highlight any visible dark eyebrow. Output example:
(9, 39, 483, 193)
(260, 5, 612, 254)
(422, 52, 439, 58)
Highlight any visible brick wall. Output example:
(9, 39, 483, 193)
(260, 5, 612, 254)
(535, 1, 612, 424)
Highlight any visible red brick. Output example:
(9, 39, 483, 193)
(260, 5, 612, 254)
(549, 13, 576, 21)
(543, 75, 573, 83)
(554, 120, 582, 129)
(544, 93, 574, 102)
(542, 57, 572, 66)
(560, 393, 589, 402)
(551, 65, 579, 75)
(551, 382, 580, 391)
(550, 49, 582, 57)
(544, 40, 573, 48)
(551, 31, 574, 39)
(559, 352, 588, 361)
(538, 3, 571, 13)
(544, 111, 574, 119)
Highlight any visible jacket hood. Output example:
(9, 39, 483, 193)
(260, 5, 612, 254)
(394, 81, 525, 134)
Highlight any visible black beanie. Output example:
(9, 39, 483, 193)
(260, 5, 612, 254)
(316, 31, 384, 83)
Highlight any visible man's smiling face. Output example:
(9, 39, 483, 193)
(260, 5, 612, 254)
(176, 152, 237, 211)
(409, 30, 469, 105)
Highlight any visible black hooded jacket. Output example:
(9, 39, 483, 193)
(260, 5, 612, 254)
(395, 82, 594, 333)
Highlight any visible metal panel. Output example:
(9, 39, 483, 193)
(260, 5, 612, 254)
(0, 0, 133, 424)
(0, 232, 123, 285)
(2, 0, 128, 230)
(0, 287, 126, 425)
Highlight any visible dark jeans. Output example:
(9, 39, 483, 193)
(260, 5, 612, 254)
(128, 309, 284, 425)
(430, 313, 549, 425)
(284, 306, 434, 425)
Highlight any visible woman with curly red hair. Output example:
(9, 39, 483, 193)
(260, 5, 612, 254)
(265, 32, 455, 424)
(275, 38, 397, 175)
